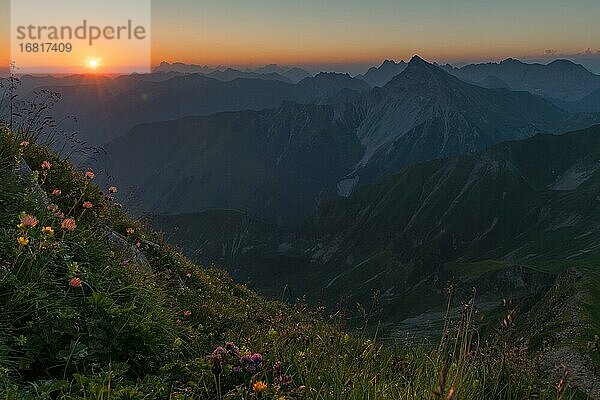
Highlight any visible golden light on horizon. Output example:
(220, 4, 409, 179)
(87, 58, 100, 69)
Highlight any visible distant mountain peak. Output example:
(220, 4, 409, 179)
(409, 55, 427, 64)
(500, 58, 522, 64)
(381, 59, 400, 66)
(385, 55, 452, 89)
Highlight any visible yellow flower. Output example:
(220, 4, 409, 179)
(17, 236, 29, 246)
(253, 381, 267, 393)
(42, 226, 54, 236)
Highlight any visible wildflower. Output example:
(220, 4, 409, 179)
(17, 236, 29, 245)
(253, 381, 267, 393)
(126, 227, 135, 235)
(185, 272, 192, 278)
(242, 352, 263, 374)
(82, 201, 93, 209)
(47, 204, 59, 212)
(84, 171, 95, 180)
(16, 335, 27, 346)
(251, 353, 263, 364)
(108, 186, 118, 194)
(41, 160, 52, 170)
(225, 341, 240, 356)
(51, 189, 61, 196)
(61, 218, 77, 231)
(19, 140, 29, 147)
(232, 366, 242, 373)
(212, 346, 226, 357)
(446, 387, 456, 400)
(183, 310, 192, 317)
(268, 327, 278, 340)
(69, 277, 82, 288)
(69, 262, 80, 274)
(41, 226, 54, 236)
(21, 214, 38, 228)
(54, 212, 65, 219)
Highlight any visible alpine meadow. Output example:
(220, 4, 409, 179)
(1, 0, 600, 398)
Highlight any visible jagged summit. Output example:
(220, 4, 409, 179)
(384, 55, 460, 90)
(408, 54, 427, 64)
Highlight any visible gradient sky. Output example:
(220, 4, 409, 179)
(1, 0, 599, 74)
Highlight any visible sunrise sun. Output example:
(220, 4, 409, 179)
(87, 59, 100, 69)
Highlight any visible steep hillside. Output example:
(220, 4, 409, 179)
(153, 126, 600, 396)
(0, 129, 574, 398)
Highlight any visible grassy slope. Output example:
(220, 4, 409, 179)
(0, 129, 584, 399)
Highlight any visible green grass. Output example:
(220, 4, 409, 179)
(0, 129, 583, 399)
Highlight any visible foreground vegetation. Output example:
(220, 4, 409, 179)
(0, 128, 582, 399)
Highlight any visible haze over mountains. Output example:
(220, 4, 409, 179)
(6, 55, 600, 150)
(6, 71, 371, 145)
(154, 61, 312, 83)
(94, 56, 600, 225)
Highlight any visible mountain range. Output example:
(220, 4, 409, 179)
(6, 54, 600, 395)
(7, 56, 600, 151)
(154, 61, 313, 83)
(9, 72, 370, 145)
(95, 56, 600, 225)
(153, 124, 600, 348)
(441, 58, 600, 103)
(355, 59, 407, 87)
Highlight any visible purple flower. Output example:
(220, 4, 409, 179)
(212, 346, 226, 357)
(233, 366, 242, 373)
(241, 354, 252, 365)
(251, 353, 263, 364)
(246, 365, 256, 374)
(225, 341, 240, 356)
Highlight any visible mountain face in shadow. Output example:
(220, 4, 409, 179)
(152, 124, 600, 334)
(562, 88, 600, 113)
(352, 56, 582, 183)
(442, 58, 600, 101)
(95, 56, 599, 226)
(355, 59, 408, 87)
(95, 102, 363, 226)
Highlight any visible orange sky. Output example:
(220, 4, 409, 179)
(1, 0, 599, 74)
